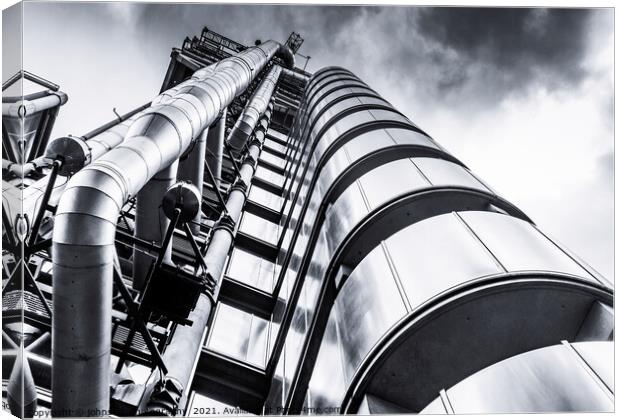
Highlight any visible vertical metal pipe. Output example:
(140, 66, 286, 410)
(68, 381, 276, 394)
(133, 161, 179, 290)
(51, 40, 291, 416)
(177, 128, 209, 235)
(227, 66, 281, 150)
(141, 115, 271, 416)
(205, 108, 226, 189)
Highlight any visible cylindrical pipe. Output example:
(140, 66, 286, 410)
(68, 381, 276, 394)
(205, 108, 227, 189)
(133, 161, 179, 290)
(228, 66, 282, 150)
(82, 103, 151, 141)
(2, 90, 68, 117)
(12, 104, 149, 227)
(177, 128, 209, 235)
(281, 67, 310, 86)
(52, 40, 285, 416)
(141, 112, 272, 416)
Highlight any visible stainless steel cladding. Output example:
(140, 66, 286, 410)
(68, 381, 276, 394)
(228, 66, 282, 149)
(2, 90, 68, 117)
(205, 108, 227, 189)
(141, 110, 274, 416)
(51, 40, 286, 416)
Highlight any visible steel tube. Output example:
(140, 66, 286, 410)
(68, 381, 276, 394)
(133, 161, 179, 290)
(2, 91, 68, 117)
(205, 108, 226, 189)
(51, 41, 291, 416)
(281, 67, 310, 86)
(228, 66, 281, 149)
(141, 111, 272, 416)
(11, 106, 148, 227)
(177, 127, 209, 235)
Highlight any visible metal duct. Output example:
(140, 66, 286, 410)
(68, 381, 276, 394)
(51, 40, 283, 416)
(133, 161, 179, 290)
(2, 90, 68, 117)
(276, 44, 296, 69)
(205, 108, 227, 190)
(281, 67, 310, 86)
(1, 105, 149, 244)
(141, 110, 274, 416)
(228, 65, 282, 149)
(176, 127, 209, 235)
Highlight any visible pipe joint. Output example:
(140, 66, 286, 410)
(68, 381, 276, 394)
(229, 178, 249, 196)
(45, 136, 92, 177)
(243, 153, 257, 169)
(162, 182, 201, 224)
(250, 136, 263, 149)
(212, 213, 236, 236)
(142, 377, 183, 416)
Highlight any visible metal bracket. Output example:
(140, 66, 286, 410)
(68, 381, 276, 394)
(143, 377, 184, 416)
(112, 262, 168, 376)
(230, 178, 248, 195)
(27, 160, 61, 249)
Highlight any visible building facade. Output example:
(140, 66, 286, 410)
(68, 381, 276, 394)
(2, 24, 614, 418)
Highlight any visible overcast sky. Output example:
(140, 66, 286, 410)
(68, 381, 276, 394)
(3, 2, 614, 280)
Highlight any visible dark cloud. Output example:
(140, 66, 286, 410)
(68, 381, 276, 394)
(10, 3, 613, 279)
(416, 8, 592, 92)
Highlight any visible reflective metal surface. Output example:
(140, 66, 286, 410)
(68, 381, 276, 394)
(229, 66, 282, 149)
(421, 342, 613, 413)
(51, 40, 286, 415)
(266, 65, 613, 414)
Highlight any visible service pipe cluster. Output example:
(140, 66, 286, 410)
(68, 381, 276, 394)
(141, 101, 276, 416)
(1, 105, 149, 246)
(227, 65, 282, 150)
(51, 41, 291, 416)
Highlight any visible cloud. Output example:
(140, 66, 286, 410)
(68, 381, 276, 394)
(12, 4, 613, 280)
(415, 8, 592, 95)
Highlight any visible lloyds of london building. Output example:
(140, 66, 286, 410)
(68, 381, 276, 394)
(1, 18, 614, 418)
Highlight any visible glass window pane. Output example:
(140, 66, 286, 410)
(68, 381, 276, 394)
(385, 128, 439, 149)
(445, 343, 613, 413)
(263, 137, 286, 154)
(308, 311, 347, 410)
(240, 212, 279, 244)
(260, 151, 285, 168)
(246, 315, 269, 367)
(324, 181, 369, 251)
(335, 245, 408, 382)
(207, 304, 251, 360)
(267, 128, 288, 143)
(248, 185, 282, 211)
(343, 128, 396, 162)
(227, 247, 275, 292)
(255, 166, 284, 187)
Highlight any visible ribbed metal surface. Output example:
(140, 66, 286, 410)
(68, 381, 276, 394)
(51, 40, 289, 416)
(228, 66, 282, 149)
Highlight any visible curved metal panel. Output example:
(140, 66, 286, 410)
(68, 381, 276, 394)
(421, 342, 613, 413)
(340, 275, 611, 413)
(305, 209, 610, 413)
(305, 68, 355, 94)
